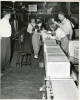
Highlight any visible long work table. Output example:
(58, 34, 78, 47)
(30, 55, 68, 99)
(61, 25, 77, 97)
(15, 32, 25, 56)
(41, 31, 79, 100)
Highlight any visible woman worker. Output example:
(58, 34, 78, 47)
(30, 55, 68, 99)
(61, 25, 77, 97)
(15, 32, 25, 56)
(49, 22, 69, 56)
(27, 18, 36, 53)
(32, 20, 42, 59)
(49, 21, 78, 86)
(47, 18, 54, 31)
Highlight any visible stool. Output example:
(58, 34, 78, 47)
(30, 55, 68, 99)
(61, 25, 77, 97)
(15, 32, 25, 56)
(16, 51, 31, 69)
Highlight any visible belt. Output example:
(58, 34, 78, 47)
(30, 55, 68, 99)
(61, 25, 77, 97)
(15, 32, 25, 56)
(2, 36, 10, 38)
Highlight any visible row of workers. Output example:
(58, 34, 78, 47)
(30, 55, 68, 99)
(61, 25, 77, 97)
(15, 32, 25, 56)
(27, 12, 78, 85)
(0, 10, 74, 70)
(27, 11, 74, 59)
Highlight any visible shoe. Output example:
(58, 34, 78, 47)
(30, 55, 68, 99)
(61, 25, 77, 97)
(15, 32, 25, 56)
(34, 55, 38, 59)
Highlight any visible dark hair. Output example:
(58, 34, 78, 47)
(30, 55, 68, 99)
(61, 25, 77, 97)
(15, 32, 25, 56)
(51, 23, 59, 31)
(32, 25, 40, 33)
(35, 25, 39, 29)
(3, 10, 11, 17)
(47, 18, 54, 26)
(58, 11, 65, 17)
(37, 17, 41, 20)
(36, 20, 42, 24)
(30, 18, 35, 21)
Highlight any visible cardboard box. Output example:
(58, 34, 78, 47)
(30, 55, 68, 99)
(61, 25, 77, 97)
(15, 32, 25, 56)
(69, 41, 79, 59)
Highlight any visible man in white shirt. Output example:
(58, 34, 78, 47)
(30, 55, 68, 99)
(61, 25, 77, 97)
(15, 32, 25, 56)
(0, 10, 11, 70)
(54, 12, 73, 40)
(27, 18, 36, 53)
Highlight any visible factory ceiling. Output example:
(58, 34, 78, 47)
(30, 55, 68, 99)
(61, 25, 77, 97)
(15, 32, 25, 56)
(1, 1, 79, 14)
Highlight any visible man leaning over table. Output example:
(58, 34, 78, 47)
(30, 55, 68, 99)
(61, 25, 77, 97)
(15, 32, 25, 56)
(54, 11, 74, 40)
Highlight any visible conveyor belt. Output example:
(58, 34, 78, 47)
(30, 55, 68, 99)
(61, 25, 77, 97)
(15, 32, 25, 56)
(46, 79, 78, 100)
(42, 32, 78, 100)
(47, 47, 64, 54)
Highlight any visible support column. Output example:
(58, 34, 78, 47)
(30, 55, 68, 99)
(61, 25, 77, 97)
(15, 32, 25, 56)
(66, 2, 70, 16)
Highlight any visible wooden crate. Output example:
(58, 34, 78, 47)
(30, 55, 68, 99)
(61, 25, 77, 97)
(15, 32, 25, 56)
(44, 44, 70, 78)
(69, 41, 79, 59)
(45, 61, 70, 78)
(47, 55, 69, 62)
(44, 39, 57, 46)
(46, 47, 65, 54)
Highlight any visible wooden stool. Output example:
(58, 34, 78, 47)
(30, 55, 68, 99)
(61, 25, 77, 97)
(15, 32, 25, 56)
(16, 51, 31, 69)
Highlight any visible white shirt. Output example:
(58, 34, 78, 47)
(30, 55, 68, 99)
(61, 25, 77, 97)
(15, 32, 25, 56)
(56, 28, 66, 41)
(27, 23, 35, 34)
(60, 18, 73, 36)
(0, 18, 11, 38)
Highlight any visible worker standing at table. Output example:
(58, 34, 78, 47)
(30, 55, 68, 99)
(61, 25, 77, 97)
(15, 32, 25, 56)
(49, 22, 69, 56)
(27, 18, 36, 53)
(47, 18, 55, 31)
(0, 10, 12, 71)
(32, 20, 42, 59)
(54, 12, 74, 40)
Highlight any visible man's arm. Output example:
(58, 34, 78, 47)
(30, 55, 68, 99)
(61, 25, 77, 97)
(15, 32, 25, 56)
(69, 27, 73, 40)
(54, 21, 62, 27)
(67, 21, 73, 40)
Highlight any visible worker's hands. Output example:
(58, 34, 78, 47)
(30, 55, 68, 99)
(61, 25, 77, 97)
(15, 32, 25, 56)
(50, 26, 54, 31)
(54, 21, 61, 27)
(35, 29, 38, 33)
(54, 21, 58, 25)
(69, 36, 73, 40)
(51, 31, 56, 36)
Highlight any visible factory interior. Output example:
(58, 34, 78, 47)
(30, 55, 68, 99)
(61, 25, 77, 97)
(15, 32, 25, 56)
(0, 1, 79, 99)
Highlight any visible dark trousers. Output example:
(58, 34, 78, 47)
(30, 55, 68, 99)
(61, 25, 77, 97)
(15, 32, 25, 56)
(67, 34, 70, 40)
(56, 36, 69, 56)
(1, 37, 11, 70)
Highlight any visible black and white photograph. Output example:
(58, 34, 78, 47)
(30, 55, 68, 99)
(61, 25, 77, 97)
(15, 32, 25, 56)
(0, 0, 79, 99)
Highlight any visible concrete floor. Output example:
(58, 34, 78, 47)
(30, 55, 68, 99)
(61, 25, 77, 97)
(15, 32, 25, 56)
(1, 34, 45, 99)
